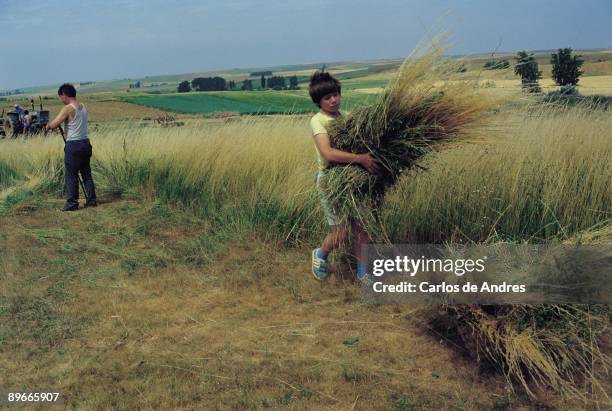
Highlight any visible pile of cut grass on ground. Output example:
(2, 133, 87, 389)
(429, 302, 611, 404)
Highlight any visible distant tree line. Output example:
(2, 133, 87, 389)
(260, 75, 299, 90)
(177, 74, 300, 93)
(191, 77, 227, 91)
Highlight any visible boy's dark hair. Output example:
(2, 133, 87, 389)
(58, 83, 77, 98)
(309, 71, 341, 107)
(24, 110, 29, 114)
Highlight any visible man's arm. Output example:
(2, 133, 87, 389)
(46, 106, 70, 130)
(314, 133, 379, 174)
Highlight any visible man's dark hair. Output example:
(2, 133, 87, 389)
(309, 71, 341, 107)
(58, 83, 77, 98)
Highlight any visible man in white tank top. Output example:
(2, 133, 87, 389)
(46, 83, 97, 211)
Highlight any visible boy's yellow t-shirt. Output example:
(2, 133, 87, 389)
(309, 110, 342, 171)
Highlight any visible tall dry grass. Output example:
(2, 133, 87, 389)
(0, 117, 326, 242)
(383, 101, 611, 243)
(1, 101, 608, 244)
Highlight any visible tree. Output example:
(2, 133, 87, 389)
(551, 48, 584, 87)
(289, 75, 299, 89)
(191, 76, 227, 91)
(260, 75, 266, 89)
(266, 76, 286, 89)
(241, 79, 253, 91)
(177, 80, 191, 93)
(514, 51, 542, 93)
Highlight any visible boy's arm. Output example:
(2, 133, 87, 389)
(46, 106, 70, 130)
(314, 133, 379, 174)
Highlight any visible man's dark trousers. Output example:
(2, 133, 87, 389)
(64, 139, 97, 208)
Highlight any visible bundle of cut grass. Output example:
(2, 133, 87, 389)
(431, 303, 611, 403)
(321, 43, 498, 232)
(426, 225, 612, 403)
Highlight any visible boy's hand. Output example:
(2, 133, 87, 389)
(358, 154, 380, 174)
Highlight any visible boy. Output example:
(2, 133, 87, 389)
(308, 71, 379, 282)
(23, 110, 32, 133)
(46, 83, 97, 211)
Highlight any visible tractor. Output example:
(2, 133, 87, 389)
(1, 97, 50, 138)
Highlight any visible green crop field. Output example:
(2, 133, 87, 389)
(123, 90, 376, 114)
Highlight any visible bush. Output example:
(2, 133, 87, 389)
(543, 88, 612, 110)
(484, 59, 510, 70)
(177, 80, 191, 93)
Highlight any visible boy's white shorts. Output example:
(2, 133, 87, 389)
(315, 170, 344, 226)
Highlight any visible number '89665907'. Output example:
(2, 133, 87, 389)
(7, 392, 61, 402)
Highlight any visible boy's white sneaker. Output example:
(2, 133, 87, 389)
(311, 248, 329, 280)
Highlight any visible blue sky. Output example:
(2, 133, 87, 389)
(1, 0, 610, 90)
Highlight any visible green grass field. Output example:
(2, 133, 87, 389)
(122, 90, 377, 114)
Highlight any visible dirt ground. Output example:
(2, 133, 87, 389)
(0, 196, 555, 410)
